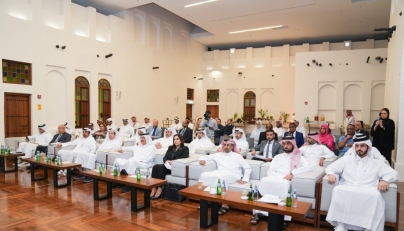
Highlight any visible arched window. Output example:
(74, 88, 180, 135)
(98, 79, 111, 122)
(75, 76, 90, 128)
(244, 91, 256, 124)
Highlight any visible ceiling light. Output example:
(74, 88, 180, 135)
(345, 42, 350, 47)
(185, 0, 217, 7)
(229, 25, 283, 34)
(230, 48, 235, 53)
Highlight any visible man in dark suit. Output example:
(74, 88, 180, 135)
(257, 123, 278, 147)
(284, 123, 304, 148)
(148, 119, 162, 140)
(354, 120, 369, 138)
(251, 130, 283, 162)
(35, 124, 71, 154)
(179, 120, 193, 143)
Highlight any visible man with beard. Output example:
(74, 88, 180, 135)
(251, 130, 283, 162)
(299, 132, 335, 167)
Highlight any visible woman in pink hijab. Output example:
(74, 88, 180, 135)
(318, 124, 335, 151)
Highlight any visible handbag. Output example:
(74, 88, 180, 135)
(163, 183, 186, 202)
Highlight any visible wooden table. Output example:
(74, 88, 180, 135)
(22, 158, 81, 188)
(179, 185, 312, 231)
(79, 170, 167, 212)
(0, 152, 25, 173)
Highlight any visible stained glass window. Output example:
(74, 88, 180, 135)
(2, 60, 31, 85)
(207, 89, 219, 102)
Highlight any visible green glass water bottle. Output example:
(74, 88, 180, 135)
(99, 163, 104, 175)
(136, 167, 141, 181)
(217, 179, 222, 195)
(286, 185, 292, 207)
(248, 183, 254, 201)
(113, 164, 118, 176)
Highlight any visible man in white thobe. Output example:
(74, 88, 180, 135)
(299, 132, 335, 167)
(199, 139, 251, 215)
(141, 117, 151, 130)
(127, 127, 146, 145)
(64, 122, 75, 136)
(343, 133, 389, 164)
(295, 120, 306, 137)
(251, 136, 312, 223)
(119, 119, 135, 140)
(58, 128, 96, 180)
(325, 135, 398, 231)
(17, 124, 53, 160)
(170, 117, 182, 131)
(115, 134, 156, 193)
(273, 121, 285, 140)
(187, 129, 215, 153)
(106, 118, 117, 131)
(131, 116, 140, 131)
(186, 117, 194, 130)
(153, 128, 176, 149)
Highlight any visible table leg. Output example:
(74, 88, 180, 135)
(93, 179, 112, 200)
(200, 200, 219, 228)
(267, 212, 284, 231)
(0, 157, 4, 170)
(1, 157, 20, 173)
(31, 164, 48, 181)
(130, 187, 150, 212)
(13, 157, 18, 172)
(52, 168, 72, 188)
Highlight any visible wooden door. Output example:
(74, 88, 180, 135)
(186, 104, 193, 119)
(244, 91, 256, 124)
(98, 79, 111, 122)
(4, 93, 31, 137)
(206, 105, 219, 119)
(75, 77, 90, 128)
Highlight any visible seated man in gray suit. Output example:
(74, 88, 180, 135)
(250, 130, 283, 162)
(35, 124, 71, 154)
(148, 119, 162, 140)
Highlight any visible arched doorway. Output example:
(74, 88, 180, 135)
(98, 79, 111, 122)
(75, 76, 90, 128)
(244, 91, 256, 124)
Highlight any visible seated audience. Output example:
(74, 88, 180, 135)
(294, 120, 306, 137)
(186, 117, 194, 129)
(114, 134, 156, 193)
(325, 135, 398, 231)
(188, 129, 215, 153)
(35, 124, 71, 154)
(58, 128, 96, 179)
(338, 124, 354, 156)
(284, 123, 304, 148)
(150, 134, 189, 199)
(106, 118, 117, 131)
(193, 117, 202, 138)
(93, 122, 107, 140)
(223, 119, 234, 137)
(251, 130, 283, 162)
(273, 121, 285, 140)
(179, 120, 193, 143)
(344, 110, 355, 135)
(119, 118, 135, 140)
(251, 136, 312, 224)
(128, 127, 146, 145)
(17, 124, 53, 160)
(96, 120, 103, 129)
(170, 117, 182, 130)
(250, 120, 264, 146)
(342, 133, 389, 164)
(153, 128, 176, 149)
(319, 124, 335, 151)
(141, 117, 151, 130)
(131, 116, 140, 131)
(64, 122, 75, 136)
(148, 119, 162, 140)
(198, 139, 251, 215)
(231, 128, 249, 153)
(299, 132, 335, 167)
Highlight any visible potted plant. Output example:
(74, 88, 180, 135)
(280, 111, 290, 123)
(258, 109, 268, 120)
(233, 112, 238, 121)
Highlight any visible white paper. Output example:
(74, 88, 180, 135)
(128, 175, 137, 178)
(203, 187, 210, 192)
(257, 194, 282, 204)
(164, 162, 172, 170)
(62, 161, 71, 164)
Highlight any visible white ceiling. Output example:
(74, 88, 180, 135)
(71, 0, 391, 49)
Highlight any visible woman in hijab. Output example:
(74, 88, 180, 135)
(318, 124, 335, 151)
(150, 134, 189, 199)
(371, 108, 395, 164)
(250, 120, 264, 146)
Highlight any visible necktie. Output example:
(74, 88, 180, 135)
(152, 127, 156, 136)
(181, 128, 185, 135)
(290, 132, 294, 138)
(55, 134, 61, 142)
(265, 141, 271, 158)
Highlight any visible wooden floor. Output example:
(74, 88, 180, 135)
(0, 163, 402, 231)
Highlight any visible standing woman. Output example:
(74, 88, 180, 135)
(193, 117, 202, 139)
(371, 108, 395, 164)
(318, 124, 335, 151)
(150, 134, 189, 199)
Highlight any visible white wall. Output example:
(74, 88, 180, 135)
(200, 41, 387, 123)
(295, 49, 387, 129)
(0, 0, 206, 142)
(385, 0, 404, 177)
